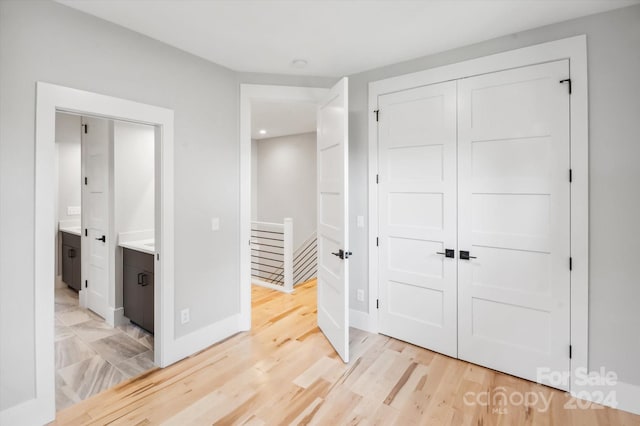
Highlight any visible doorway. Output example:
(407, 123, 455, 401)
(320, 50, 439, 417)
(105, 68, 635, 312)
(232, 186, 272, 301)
(34, 82, 175, 419)
(54, 112, 157, 410)
(240, 82, 351, 362)
(250, 101, 319, 293)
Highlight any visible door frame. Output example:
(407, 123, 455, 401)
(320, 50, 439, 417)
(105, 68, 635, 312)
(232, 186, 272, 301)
(33, 82, 175, 420)
(367, 35, 588, 393)
(239, 84, 330, 329)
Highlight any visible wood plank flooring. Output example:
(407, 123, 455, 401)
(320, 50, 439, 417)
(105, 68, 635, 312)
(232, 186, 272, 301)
(54, 280, 640, 425)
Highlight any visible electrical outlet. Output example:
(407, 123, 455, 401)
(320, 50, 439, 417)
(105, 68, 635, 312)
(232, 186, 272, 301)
(211, 217, 220, 231)
(356, 216, 365, 228)
(357, 289, 364, 302)
(180, 308, 190, 324)
(67, 206, 81, 216)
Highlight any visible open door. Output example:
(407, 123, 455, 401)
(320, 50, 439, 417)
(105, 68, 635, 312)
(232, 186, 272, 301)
(81, 116, 111, 319)
(316, 77, 350, 362)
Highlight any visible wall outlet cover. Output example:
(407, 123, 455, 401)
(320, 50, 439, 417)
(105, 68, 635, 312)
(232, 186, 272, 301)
(67, 206, 81, 216)
(357, 289, 365, 302)
(211, 217, 220, 231)
(356, 215, 365, 228)
(180, 308, 190, 324)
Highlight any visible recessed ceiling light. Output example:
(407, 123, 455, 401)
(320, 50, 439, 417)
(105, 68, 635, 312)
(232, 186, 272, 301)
(291, 59, 308, 69)
(259, 129, 267, 135)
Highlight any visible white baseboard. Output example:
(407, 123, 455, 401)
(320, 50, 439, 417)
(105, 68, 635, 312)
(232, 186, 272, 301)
(166, 314, 242, 365)
(78, 288, 87, 308)
(614, 380, 640, 415)
(0, 394, 54, 426)
(105, 306, 126, 327)
(572, 377, 640, 416)
(251, 279, 293, 294)
(350, 308, 375, 333)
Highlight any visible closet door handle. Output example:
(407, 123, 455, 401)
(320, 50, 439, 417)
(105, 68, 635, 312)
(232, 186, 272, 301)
(436, 249, 455, 258)
(95, 235, 106, 243)
(460, 250, 477, 260)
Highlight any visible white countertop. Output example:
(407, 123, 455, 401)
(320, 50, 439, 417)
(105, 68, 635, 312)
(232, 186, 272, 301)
(119, 238, 155, 255)
(59, 226, 82, 236)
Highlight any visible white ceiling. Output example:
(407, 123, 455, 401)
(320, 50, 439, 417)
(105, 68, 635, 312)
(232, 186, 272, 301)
(56, 0, 638, 77)
(251, 101, 317, 140)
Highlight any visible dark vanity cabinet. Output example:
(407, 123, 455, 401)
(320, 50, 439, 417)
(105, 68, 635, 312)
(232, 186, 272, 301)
(123, 248, 154, 334)
(61, 231, 81, 292)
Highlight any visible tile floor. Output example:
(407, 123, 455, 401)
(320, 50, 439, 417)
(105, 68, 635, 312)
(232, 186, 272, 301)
(55, 286, 155, 411)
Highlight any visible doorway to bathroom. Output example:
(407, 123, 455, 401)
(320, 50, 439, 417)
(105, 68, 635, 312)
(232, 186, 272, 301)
(54, 112, 157, 410)
(34, 82, 175, 418)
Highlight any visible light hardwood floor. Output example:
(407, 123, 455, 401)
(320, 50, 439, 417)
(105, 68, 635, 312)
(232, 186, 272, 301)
(54, 280, 640, 425)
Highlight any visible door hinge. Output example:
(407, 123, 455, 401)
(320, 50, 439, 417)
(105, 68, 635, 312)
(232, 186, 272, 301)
(376, 299, 379, 309)
(82, 124, 88, 134)
(569, 345, 573, 359)
(570, 257, 573, 271)
(84, 177, 88, 185)
(560, 78, 572, 94)
(85, 279, 88, 288)
(376, 237, 379, 247)
(569, 169, 573, 183)
(84, 228, 87, 237)
(374, 109, 379, 122)
(376, 174, 379, 184)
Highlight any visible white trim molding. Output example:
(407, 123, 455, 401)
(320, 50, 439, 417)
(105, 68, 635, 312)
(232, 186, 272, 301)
(239, 84, 330, 330)
(571, 375, 640, 416)
(11, 82, 176, 425)
(367, 35, 589, 395)
(349, 309, 376, 333)
(167, 314, 243, 363)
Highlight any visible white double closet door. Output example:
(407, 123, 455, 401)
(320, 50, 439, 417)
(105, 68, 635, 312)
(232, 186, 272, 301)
(377, 60, 571, 390)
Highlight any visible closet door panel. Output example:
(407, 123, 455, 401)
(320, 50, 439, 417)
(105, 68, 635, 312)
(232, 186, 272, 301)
(377, 81, 458, 357)
(457, 60, 571, 390)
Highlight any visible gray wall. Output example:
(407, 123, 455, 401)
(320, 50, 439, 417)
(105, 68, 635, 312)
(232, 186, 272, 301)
(0, 0, 239, 410)
(251, 139, 258, 221)
(255, 132, 317, 248)
(114, 121, 155, 235)
(347, 5, 640, 386)
(238, 72, 337, 89)
(55, 112, 82, 224)
(55, 113, 82, 276)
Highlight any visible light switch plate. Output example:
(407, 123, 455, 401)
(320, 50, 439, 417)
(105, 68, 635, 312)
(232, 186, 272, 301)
(357, 216, 365, 228)
(357, 289, 364, 302)
(211, 217, 220, 231)
(67, 206, 81, 216)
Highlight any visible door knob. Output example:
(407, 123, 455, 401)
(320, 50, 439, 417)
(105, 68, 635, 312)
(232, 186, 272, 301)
(460, 250, 477, 260)
(331, 249, 353, 260)
(95, 235, 106, 243)
(436, 249, 455, 258)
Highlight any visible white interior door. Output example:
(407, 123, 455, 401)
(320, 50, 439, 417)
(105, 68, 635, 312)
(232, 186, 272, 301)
(457, 60, 571, 389)
(317, 77, 349, 362)
(82, 116, 111, 319)
(377, 81, 458, 357)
